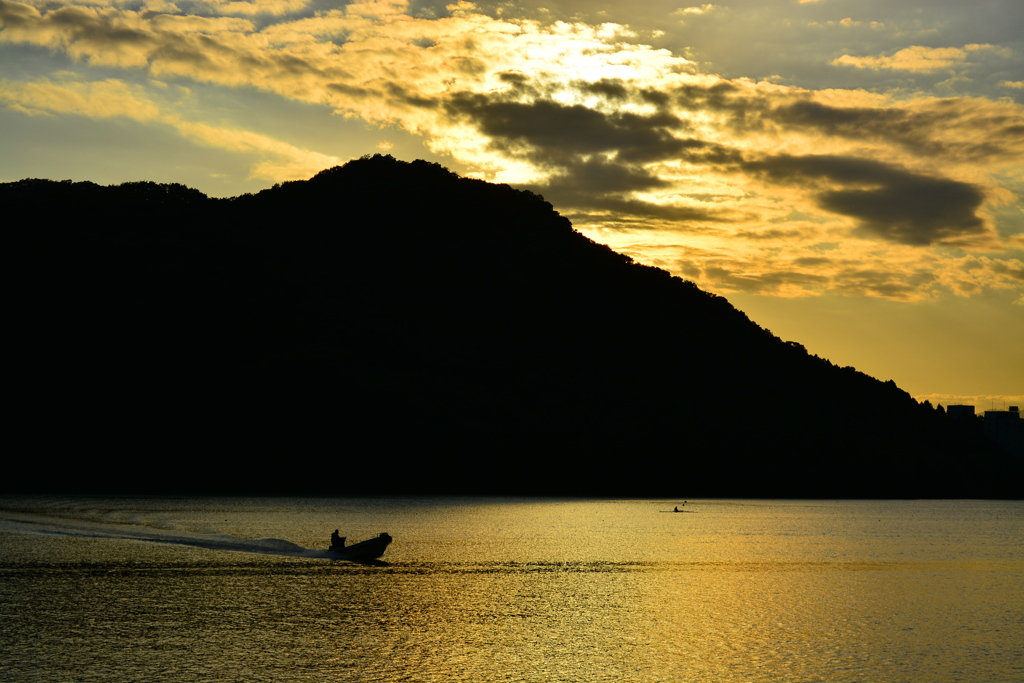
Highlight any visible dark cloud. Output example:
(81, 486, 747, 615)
(702, 265, 831, 294)
(675, 81, 742, 112)
(743, 154, 988, 245)
(734, 227, 817, 242)
(673, 138, 744, 166)
(668, 80, 1023, 163)
(0, 0, 33, 24)
(443, 83, 996, 245)
(989, 259, 1024, 281)
(541, 157, 667, 194)
(30, 5, 156, 53)
(793, 256, 833, 267)
(774, 100, 911, 137)
(549, 191, 724, 224)
(771, 98, 1023, 162)
(385, 82, 437, 109)
(440, 75, 1004, 245)
(442, 90, 722, 222)
(520, 158, 725, 224)
(445, 93, 685, 162)
(819, 179, 985, 246)
(149, 42, 215, 69)
(704, 260, 944, 300)
(832, 267, 939, 299)
(579, 78, 630, 100)
(327, 82, 373, 99)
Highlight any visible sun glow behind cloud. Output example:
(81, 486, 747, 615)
(0, 0, 1019, 301)
(1, 0, 1021, 309)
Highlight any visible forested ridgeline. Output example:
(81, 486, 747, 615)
(6, 155, 1019, 497)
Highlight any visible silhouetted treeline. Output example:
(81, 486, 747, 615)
(5, 156, 1021, 497)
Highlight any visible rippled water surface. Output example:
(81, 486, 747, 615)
(1, 497, 1021, 682)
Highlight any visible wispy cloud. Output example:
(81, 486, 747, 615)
(0, 73, 340, 181)
(832, 44, 1009, 72)
(672, 4, 716, 17)
(0, 75, 161, 120)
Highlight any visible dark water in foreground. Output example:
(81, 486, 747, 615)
(1, 497, 1021, 682)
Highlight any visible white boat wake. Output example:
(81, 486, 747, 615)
(0, 505, 337, 559)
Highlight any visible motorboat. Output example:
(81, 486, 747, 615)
(328, 532, 392, 561)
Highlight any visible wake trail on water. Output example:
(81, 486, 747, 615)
(0, 509, 338, 559)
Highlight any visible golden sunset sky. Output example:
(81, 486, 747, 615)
(2, 0, 1021, 409)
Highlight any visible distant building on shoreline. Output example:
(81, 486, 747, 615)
(984, 406, 1023, 458)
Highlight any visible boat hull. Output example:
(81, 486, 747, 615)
(328, 533, 392, 561)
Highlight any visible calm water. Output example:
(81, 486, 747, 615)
(1, 497, 1021, 682)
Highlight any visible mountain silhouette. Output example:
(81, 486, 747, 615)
(5, 155, 1020, 497)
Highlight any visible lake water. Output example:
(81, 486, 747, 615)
(1, 497, 1021, 682)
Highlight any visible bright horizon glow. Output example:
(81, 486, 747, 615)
(1, 0, 1021, 409)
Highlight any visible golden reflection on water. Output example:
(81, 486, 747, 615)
(1, 498, 1022, 682)
(342, 500, 1024, 682)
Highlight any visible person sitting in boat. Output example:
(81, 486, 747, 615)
(330, 529, 345, 550)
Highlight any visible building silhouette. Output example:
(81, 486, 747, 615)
(984, 406, 1023, 458)
(947, 404, 976, 420)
